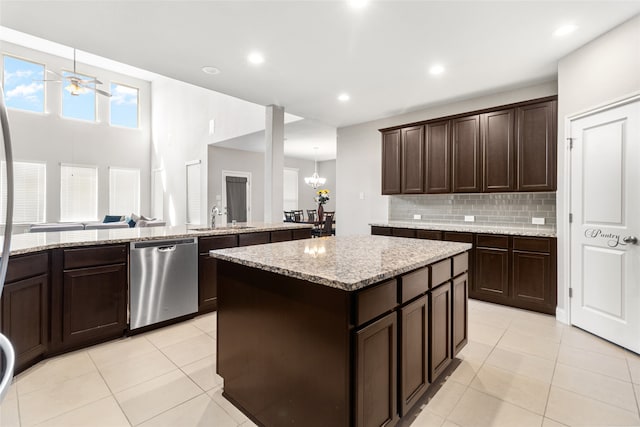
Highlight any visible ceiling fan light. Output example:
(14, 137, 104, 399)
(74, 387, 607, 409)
(65, 83, 89, 96)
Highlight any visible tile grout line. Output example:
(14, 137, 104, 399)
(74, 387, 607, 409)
(625, 358, 640, 417)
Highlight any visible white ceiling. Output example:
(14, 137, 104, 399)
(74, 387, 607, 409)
(1, 1, 639, 129)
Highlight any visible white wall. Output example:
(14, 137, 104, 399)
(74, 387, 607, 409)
(556, 14, 640, 322)
(318, 159, 336, 212)
(336, 81, 558, 236)
(0, 41, 151, 230)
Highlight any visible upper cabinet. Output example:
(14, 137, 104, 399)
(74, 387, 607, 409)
(381, 129, 402, 195)
(379, 96, 557, 195)
(401, 125, 425, 194)
(516, 100, 557, 191)
(452, 115, 481, 193)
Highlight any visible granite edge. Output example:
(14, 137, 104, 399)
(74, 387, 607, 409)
(370, 222, 557, 238)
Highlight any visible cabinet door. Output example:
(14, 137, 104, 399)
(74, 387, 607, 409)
(452, 273, 468, 356)
(429, 283, 452, 382)
(382, 129, 402, 195)
(474, 247, 509, 301)
(355, 312, 399, 427)
(371, 226, 392, 236)
(516, 100, 557, 191)
(238, 232, 270, 247)
(401, 126, 425, 194)
(482, 109, 515, 192)
(400, 297, 429, 416)
(512, 250, 555, 314)
(199, 256, 218, 313)
(452, 115, 481, 193)
(425, 120, 451, 193)
(62, 264, 127, 348)
(1, 274, 48, 373)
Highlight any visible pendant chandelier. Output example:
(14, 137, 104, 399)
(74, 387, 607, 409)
(304, 147, 326, 189)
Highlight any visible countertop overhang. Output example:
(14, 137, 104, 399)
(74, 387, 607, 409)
(370, 221, 556, 238)
(3, 222, 313, 256)
(210, 235, 471, 291)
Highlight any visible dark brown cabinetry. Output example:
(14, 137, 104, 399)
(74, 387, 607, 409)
(474, 235, 510, 302)
(401, 126, 425, 194)
(482, 109, 515, 192)
(429, 282, 452, 381)
(238, 231, 270, 247)
(1, 252, 49, 373)
(382, 129, 402, 195)
(452, 273, 469, 356)
(399, 297, 428, 416)
(355, 312, 399, 427)
(52, 245, 128, 351)
(512, 237, 556, 313)
(516, 101, 557, 191)
(425, 120, 451, 193)
(371, 226, 393, 236)
(198, 235, 238, 314)
(416, 229, 442, 240)
(452, 115, 481, 193)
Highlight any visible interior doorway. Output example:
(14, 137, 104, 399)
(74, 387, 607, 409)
(568, 96, 640, 352)
(221, 170, 251, 224)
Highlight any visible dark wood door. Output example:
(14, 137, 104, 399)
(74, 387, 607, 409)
(62, 263, 127, 348)
(429, 282, 451, 382)
(444, 232, 474, 295)
(516, 100, 557, 191)
(482, 109, 515, 192)
(371, 226, 393, 236)
(425, 120, 451, 193)
(452, 273, 468, 356)
(512, 250, 554, 313)
(452, 115, 480, 193)
(198, 235, 238, 313)
(474, 247, 509, 301)
(401, 125, 425, 194)
(238, 231, 270, 247)
(382, 129, 402, 195)
(2, 274, 48, 373)
(355, 312, 399, 427)
(399, 297, 429, 416)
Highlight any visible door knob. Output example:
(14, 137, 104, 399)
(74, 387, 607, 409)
(623, 236, 639, 245)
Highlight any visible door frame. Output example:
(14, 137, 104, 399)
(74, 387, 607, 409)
(563, 92, 640, 326)
(221, 170, 251, 224)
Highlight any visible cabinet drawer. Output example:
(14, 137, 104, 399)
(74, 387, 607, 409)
(453, 252, 468, 277)
(270, 230, 292, 243)
(6, 252, 48, 283)
(371, 226, 392, 236)
(292, 228, 312, 240)
(513, 237, 551, 253)
(476, 234, 509, 249)
(443, 232, 473, 244)
(238, 232, 270, 247)
(431, 258, 451, 288)
(392, 228, 416, 238)
(356, 279, 397, 326)
(64, 245, 127, 270)
(400, 267, 429, 303)
(416, 230, 442, 240)
(198, 235, 238, 253)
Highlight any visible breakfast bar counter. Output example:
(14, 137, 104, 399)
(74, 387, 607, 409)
(210, 235, 471, 427)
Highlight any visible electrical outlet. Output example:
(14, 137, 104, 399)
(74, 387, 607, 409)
(532, 217, 545, 225)
(464, 215, 475, 222)
(413, 214, 421, 220)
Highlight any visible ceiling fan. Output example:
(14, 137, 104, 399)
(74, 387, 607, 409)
(40, 48, 111, 97)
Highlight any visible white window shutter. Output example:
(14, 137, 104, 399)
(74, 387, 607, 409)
(60, 164, 98, 222)
(109, 167, 140, 215)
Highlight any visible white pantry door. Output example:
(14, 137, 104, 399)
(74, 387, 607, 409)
(570, 98, 640, 352)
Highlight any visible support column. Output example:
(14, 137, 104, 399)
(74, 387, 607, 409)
(264, 105, 284, 223)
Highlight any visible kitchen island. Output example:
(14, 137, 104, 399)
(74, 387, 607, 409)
(210, 235, 472, 427)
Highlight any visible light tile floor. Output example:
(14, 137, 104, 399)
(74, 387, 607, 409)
(1, 300, 640, 426)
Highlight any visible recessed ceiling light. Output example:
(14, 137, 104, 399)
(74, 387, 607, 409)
(338, 93, 350, 102)
(247, 52, 265, 65)
(349, 0, 369, 9)
(429, 64, 445, 76)
(201, 66, 220, 75)
(554, 24, 578, 37)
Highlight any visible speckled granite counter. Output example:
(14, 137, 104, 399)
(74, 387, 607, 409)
(210, 235, 471, 291)
(370, 221, 556, 237)
(3, 222, 312, 256)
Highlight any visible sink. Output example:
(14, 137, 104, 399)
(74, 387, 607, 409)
(191, 226, 254, 231)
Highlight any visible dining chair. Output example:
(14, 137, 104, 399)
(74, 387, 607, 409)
(293, 210, 304, 222)
(307, 210, 317, 223)
(284, 211, 295, 222)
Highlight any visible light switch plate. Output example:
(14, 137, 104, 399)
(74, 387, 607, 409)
(532, 217, 545, 225)
(464, 215, 475, 222)
(413, 214, 421, 220)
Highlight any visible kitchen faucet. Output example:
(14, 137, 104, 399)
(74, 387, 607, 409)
(211, 205, 221, 227)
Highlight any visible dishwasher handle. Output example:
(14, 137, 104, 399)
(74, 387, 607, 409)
(132, 238, 196, 250)
(157, 245, 176, 253)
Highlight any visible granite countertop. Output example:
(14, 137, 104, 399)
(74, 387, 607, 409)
(370, 221, 556, 238)
(210, 235, 472, 291)
(3, 222, 313, 256)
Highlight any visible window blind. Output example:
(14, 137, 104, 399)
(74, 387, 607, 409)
(109, 167, 140, 215)
(0, 161, 46, 224)
(283, 168, 298, 211)
(60, 164, 98, 222)
(186, 162, 201, 225)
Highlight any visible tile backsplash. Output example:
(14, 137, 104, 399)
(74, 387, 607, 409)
(389, 192, 556, 232)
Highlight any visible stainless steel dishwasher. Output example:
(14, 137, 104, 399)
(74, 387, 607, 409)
(130, 238, 198, 330)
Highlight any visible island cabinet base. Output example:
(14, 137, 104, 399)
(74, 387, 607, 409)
(217, 252, 469, 427)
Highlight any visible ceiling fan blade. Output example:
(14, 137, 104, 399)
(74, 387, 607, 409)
(37, 79, 63, 82)
(93, 87, 112, 97)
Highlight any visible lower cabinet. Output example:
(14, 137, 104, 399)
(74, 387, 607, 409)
(429, 282, 452, 381)
(474, 246, 510, 301)
(355, 312, 398, 427)
(198, 235, 238, 314)
(399, 296, 429, 416)
(452, 273, 469, 356)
